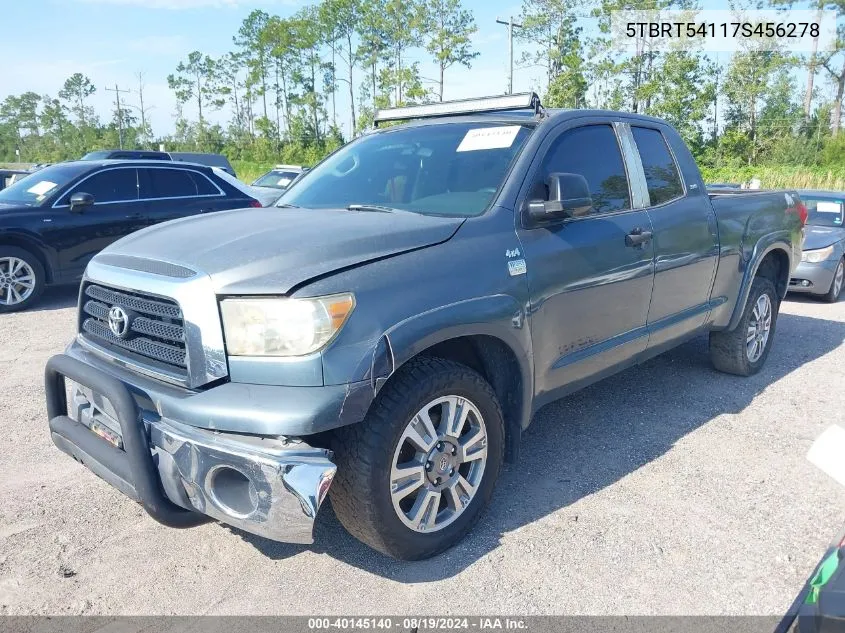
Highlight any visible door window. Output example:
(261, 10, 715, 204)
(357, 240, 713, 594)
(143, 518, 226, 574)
(70, 168, 138, 204)
(140, 168, 206, 199)
(631, 126, 684, 206)
(189, 172, 219, 195)
(537, 125, 631, 216)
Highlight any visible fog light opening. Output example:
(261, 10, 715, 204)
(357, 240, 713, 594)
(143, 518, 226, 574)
(207, 466, 259, 519)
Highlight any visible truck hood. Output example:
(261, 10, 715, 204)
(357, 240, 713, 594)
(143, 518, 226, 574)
(99, 206, 464, 294)
(803, 225, 845, 250)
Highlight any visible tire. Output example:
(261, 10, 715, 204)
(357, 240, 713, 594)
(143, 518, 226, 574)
(0, 246, 46, 313)
(709, 276, 779, 376)
(330, 356, 505, 560)
(821, 257, 844, 303)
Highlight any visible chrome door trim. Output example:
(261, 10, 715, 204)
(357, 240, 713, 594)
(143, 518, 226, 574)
(52, 165, 225, 209)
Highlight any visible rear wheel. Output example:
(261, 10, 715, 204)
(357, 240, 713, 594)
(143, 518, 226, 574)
(821, 257, 844, 303)
(0, 247, 45, 313)
(330, 357, 505, 560)
(710, 276, 779, 376)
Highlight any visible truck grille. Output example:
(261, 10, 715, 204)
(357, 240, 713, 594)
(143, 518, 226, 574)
(79, 283, 188, 374)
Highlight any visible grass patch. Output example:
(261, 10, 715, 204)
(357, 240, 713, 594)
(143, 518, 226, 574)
(231, 160, 276, 184)
(702, 165, 845, 191)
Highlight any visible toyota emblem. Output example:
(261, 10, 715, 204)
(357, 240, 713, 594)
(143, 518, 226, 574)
(108, 305, 130, 338)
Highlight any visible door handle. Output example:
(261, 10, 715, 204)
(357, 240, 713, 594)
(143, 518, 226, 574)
(625, 228, 653, 248)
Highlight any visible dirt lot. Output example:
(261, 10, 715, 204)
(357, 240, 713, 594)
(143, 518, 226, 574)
(1, 287, 844, 616)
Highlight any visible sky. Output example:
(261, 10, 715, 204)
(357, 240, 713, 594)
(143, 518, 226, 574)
(0, 0, 552, 140)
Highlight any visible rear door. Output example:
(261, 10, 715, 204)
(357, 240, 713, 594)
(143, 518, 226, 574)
(50, 167, 146, 278)
(516, 121, 656, 406)
(625, 124, 719, 354)
(137, 166, 228, 225)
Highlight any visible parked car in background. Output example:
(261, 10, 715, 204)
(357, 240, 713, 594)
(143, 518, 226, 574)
(169, 152, 237, 177)
(252, 164, 306, 190)
(0, 169, 31, 192)
(0, 160, 261, 311)
(82, 149, 171, 161)
(789, 190, 845, 302)
(81, 150, 237, 177)
(210, 166, 281, 207)
(43, 93, 804, 560)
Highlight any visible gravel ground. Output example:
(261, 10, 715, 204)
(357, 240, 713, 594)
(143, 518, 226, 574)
(1, 287, 844, 616)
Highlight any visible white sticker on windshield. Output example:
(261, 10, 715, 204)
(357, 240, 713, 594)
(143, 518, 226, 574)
(277, 177, 292, 187)
(26, 180, 57, 196)
(816, 201, 843, 213)
(457, 126, 521, 152)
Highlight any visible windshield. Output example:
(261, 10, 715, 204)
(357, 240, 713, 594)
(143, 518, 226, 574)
(0, 163, 89, 206)
(277, 122, 533, 217)
(254, 170, 300, 189)
(81, 151, 110, 160)
(805, 198, 845, 228)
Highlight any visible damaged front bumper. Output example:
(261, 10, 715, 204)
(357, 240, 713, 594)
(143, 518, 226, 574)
(45, 353, 337, 544)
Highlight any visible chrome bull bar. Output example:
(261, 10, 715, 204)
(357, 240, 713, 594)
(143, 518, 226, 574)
(45, 353, 336, 544)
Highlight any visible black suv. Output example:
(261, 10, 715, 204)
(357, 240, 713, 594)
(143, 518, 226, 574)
(0, 160, 260, 311)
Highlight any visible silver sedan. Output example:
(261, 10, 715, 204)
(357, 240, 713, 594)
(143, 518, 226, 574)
(789, 190, 845, 302)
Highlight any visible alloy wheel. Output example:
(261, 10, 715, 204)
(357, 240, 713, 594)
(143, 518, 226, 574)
(389, 395, 488, 533)
(0, 257, 36, 306)
(746, 293, 773, 363)
(833, 260, 844, 299)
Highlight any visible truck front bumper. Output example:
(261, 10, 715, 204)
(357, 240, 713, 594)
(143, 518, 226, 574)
(45, 353, 337, 545)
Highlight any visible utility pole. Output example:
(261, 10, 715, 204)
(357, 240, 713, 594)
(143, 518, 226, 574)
(496, 16, 523, 95)
(713, 66, 719, 144)
(136, 72, 149, 147)
(105, 84, 130, 149)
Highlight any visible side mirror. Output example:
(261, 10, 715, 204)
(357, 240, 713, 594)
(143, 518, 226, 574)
(526, 172, 593, 224)
(69, 192, 94, 213)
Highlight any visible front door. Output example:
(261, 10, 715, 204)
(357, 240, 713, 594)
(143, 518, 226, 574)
(516, 123, 655, 408)
(48, 167, 147, 279)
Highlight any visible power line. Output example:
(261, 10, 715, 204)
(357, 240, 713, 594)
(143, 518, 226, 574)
(496, 16, 523, 95)
(105, 84, 131, 149)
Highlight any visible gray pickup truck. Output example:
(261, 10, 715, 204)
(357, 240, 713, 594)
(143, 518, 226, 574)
(45, 93, 805, 560)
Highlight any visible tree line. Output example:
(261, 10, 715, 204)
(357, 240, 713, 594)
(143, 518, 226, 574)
(2, 0, 845, 176)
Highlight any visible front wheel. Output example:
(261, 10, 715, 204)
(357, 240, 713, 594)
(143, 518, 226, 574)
(709, 276, 779, 376)
(0, 247, 45, 313)
(821, 257, 844, 303)
(330, 357, 505, 560)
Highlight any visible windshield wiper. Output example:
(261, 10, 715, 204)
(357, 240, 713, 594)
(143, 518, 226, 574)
(347, 204, 399, 213)
(275, 202, 300, 208)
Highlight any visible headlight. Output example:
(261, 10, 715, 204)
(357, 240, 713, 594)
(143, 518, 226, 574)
(802, 245, 835, 263)
(220, 293, 355, 357)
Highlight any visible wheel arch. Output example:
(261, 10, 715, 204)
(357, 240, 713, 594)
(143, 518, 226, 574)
(0, 232, 56, 284)
(727, 240, 791, 331)
(377, 296, 533, 463)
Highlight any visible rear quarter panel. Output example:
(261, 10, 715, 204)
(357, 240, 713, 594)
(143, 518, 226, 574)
(707, 191, 803, 329)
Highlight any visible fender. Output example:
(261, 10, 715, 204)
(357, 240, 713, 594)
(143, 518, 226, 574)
(726, 231, 793, 332)
(379, 294, 534, 437)
(0, 228, 59, 283)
